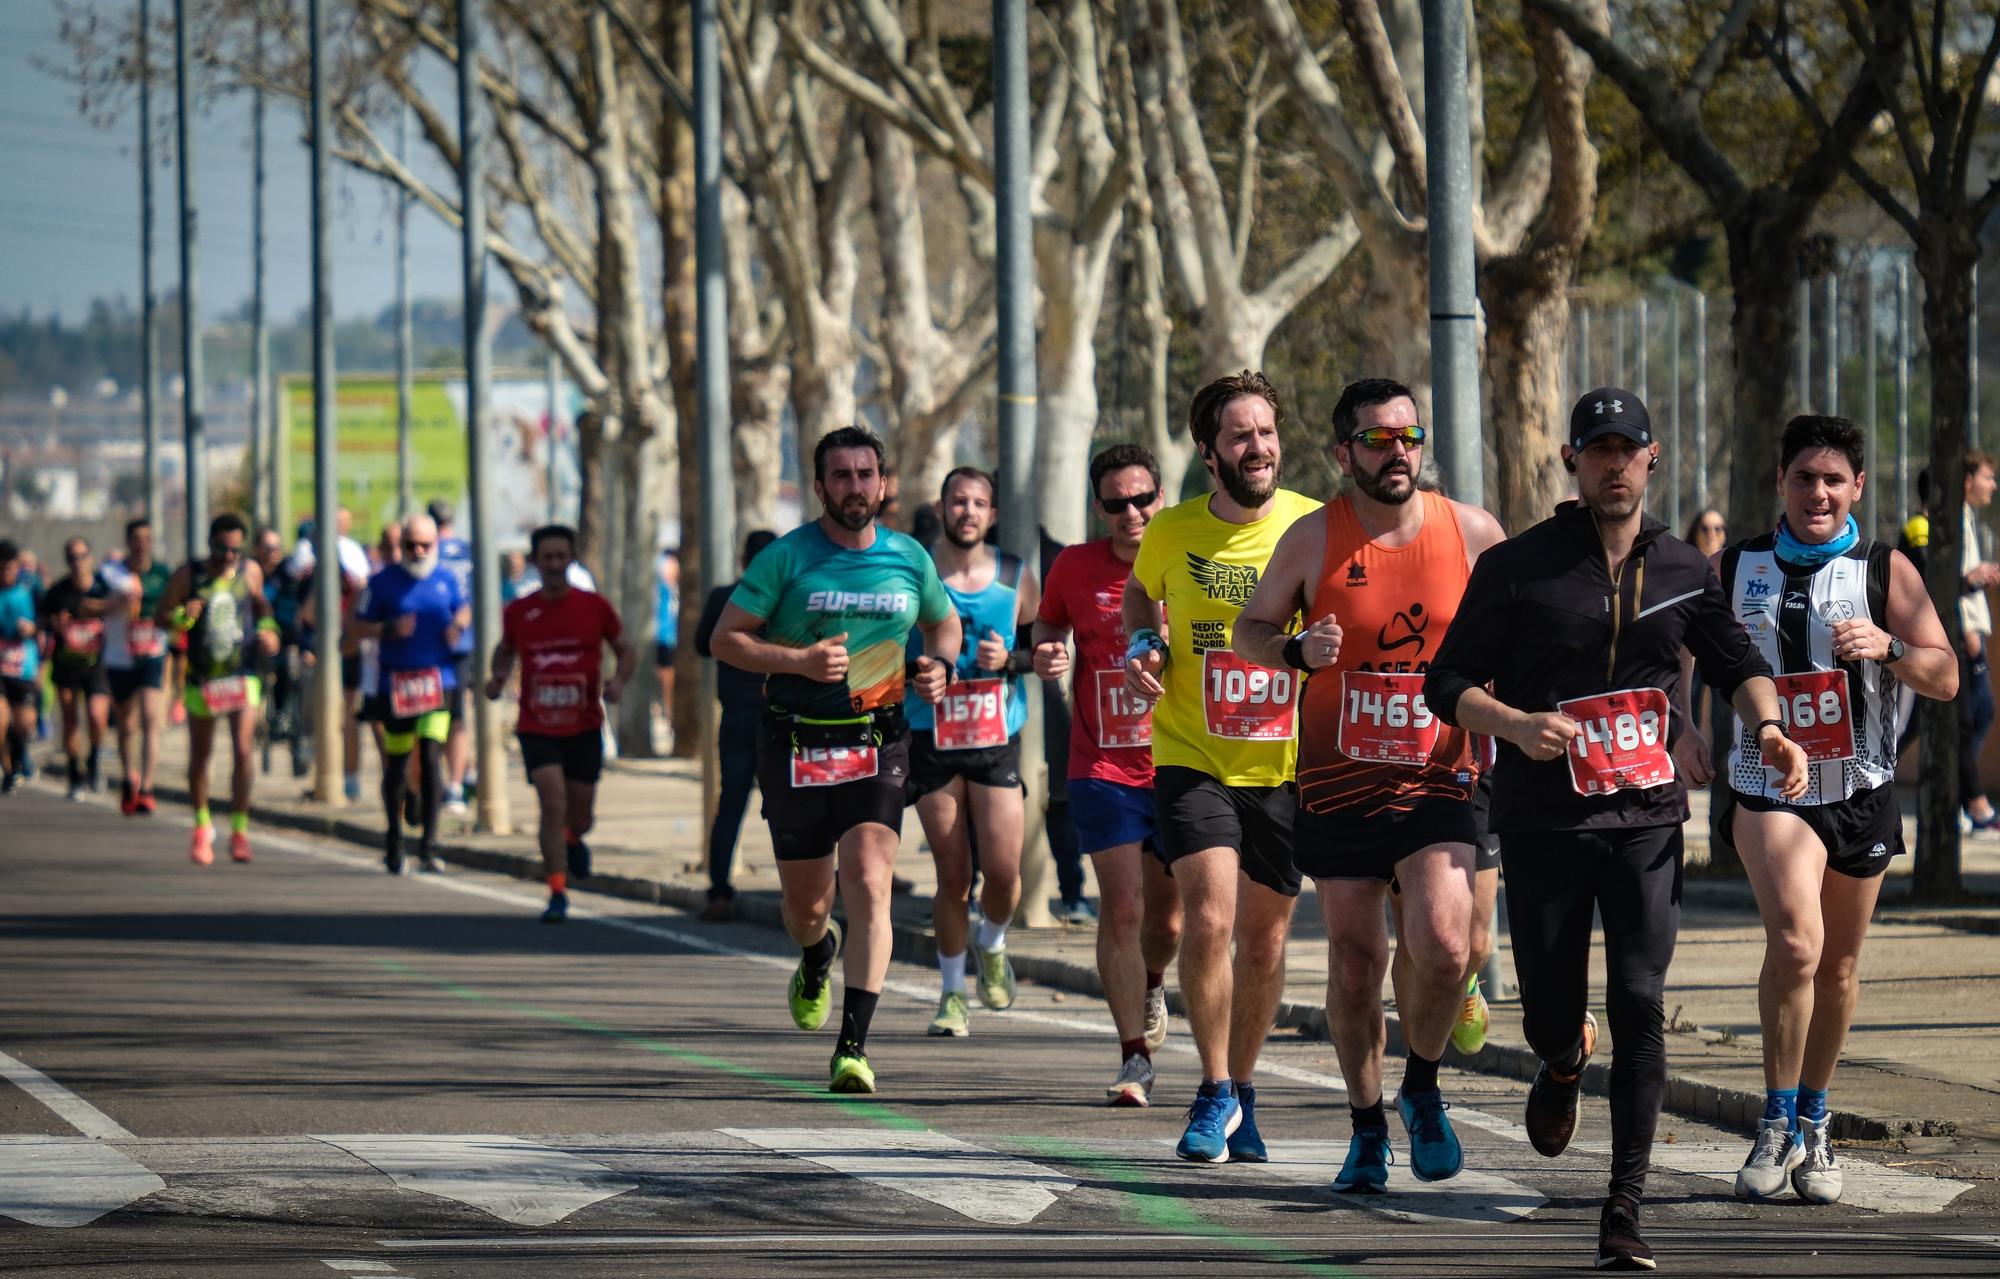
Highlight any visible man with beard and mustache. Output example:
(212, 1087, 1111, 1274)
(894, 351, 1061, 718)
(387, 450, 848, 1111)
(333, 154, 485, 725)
(712, 427, 960, 1094)
(351, 514, 471, 877)
(1235, 378, 1505, 1193)
(903, 466, 1042, 1038)
(1122, 370, 1320, 1163)
(1425, 388, 1808, 1272)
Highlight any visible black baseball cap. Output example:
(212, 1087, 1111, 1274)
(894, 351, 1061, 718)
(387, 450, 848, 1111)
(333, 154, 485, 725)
(1569, 387, 1652, 449)
(427, 498, 454, 525)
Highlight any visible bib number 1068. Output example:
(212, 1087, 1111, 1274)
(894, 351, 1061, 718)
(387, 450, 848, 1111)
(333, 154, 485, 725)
(1772, 670, 1855, 763)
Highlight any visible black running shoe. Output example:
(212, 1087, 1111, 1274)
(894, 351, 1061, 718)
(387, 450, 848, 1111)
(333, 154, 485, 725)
(1526, 1010, 1596, 1158)
(1596, 1195, 1655, 1270)
(566, 838, 592, 881)
(384, 845, 406, 876)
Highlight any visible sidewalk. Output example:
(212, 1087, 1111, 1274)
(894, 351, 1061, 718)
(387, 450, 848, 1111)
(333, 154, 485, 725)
(115, 725, 2000, 1155)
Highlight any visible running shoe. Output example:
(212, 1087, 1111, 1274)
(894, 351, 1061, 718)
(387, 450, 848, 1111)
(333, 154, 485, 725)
(1, 773, 17, 795)
(1450, 977, 1489, 1055)
(1060, 897, 1098, 925)
(229, 832, 253, 864)
(384, 847, 406, 876)
(566, 837, 592, 881)
(1107, 1053, 1155, 1107)
(788, 919, 841, 1031)
(169, 700, 185, 726)
(1332, 1127, 1393, 1194)
(1228, 1085, 1269, 1162)
(829, 1050, 876, 1094)
(972, 941, 1017, 1010)
(136, 790, 157, 814)
(444, 795, 469, 818)
(1734, 1115, 1804, 1200)
(1596, 1194, 1656, 1271)
(1791, 1113, 1841, 1204)
(1175, 1085, 1242, 1163)
(87, 758, 102, 792)
(418, 854, 445, 874)
(190, 826, 215, 866)
(1143, 984, 1170, 1051)
(343, 774, 361, 802)
(701, 897, 735, 922)
(1525, 1010, 1596, 1157)
(1397, 1088, 1464, 1181)
(541, 891, 569, 924)
(66, 781, 85, 803)
(120, 780, 138, 816)
(927, 991, 970, 1038)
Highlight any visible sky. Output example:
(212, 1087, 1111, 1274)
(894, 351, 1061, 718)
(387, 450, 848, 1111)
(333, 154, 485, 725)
(0, 3, 463, 326)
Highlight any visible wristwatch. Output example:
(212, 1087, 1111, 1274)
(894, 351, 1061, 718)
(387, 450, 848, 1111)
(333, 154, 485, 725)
(1885, 636, 1907, 664)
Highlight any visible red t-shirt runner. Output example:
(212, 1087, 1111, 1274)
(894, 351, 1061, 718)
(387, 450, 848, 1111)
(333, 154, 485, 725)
(1038, 538, 1154, 788)
(501, 588, 624, 738)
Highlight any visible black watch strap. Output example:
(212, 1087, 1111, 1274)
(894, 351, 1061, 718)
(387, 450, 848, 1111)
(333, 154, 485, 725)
(1885, 636, 1907, 663)
(1753, 718, 1786, 738)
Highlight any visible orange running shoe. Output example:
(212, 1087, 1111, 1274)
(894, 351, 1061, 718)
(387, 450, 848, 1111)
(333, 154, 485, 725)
(190, 826, 215, 865)
(229, 831, 253, 863)
(120, 780, 139, 816)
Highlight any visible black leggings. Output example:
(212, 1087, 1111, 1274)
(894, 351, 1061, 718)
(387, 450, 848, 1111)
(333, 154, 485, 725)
(1961, 650, 1994, 804)
(382, 739, 444, 857)
(1501, 825, 1682, 1203)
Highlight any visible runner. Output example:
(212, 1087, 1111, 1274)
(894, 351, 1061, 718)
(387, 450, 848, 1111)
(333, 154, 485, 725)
(710, 426, 960, 1094)
(351, 514, 470, 876)
(905, 466, 1039, 1038)
(1234, 378, 1505, 1190)
(1424, 387, 1809, 1271)
(1688, 416, 1956, 1204)
(100, 519, 172, 813)
(1124, 370, 1320, 1162)
(0, 541, 41, 793)
(1033, 443, 1184, 1105)
(693, 529, 781, 922)
(40, 536, 114, 800)
(656, 548, 681, 747)
(486, 524, 635, 923)
(430, 500, 477, 816)
(157, 513, 281, 864)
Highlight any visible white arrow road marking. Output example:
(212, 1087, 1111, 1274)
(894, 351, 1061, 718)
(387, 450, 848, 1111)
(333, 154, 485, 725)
(722, 1128, 1077, 1225)
(0, 1135, 165, 1227)
(1172, 1139, 1547, 1226)
(0, 1048, 135, 1139)
(314, 1136, 636, 1226)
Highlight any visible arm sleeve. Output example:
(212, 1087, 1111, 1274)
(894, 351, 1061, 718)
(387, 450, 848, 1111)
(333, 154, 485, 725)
(1037, 554, 1072, 627)
(1685, 560, 1770, 705)
(1424, 548, 1514, 727)
(916, 554, 952, 627)
(694, 585, 730, 658)
(728, 544, 784, 619)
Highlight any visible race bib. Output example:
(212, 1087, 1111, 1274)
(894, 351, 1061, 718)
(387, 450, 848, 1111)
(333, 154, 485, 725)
(62, 620, 103, 656)
(1338, 670, 1440, 766)
(1201, 649, 1298, 741)
(1772, 670, 1855, 764)
(790, 745, 879, 788)
(527, 672, 590, 726)
(1557, 687, 1675, 797)
(0, 641, 26, 680)
(127, 620, 166, 660)
(1093, 669, 1153, 749)
(202, 674, 249, 716)
(933, 678, 1009, 751)
(390, 666, 446, 718)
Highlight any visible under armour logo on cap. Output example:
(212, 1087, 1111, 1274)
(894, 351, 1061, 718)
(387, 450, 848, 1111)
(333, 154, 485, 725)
(1570, 386, 1652, 449)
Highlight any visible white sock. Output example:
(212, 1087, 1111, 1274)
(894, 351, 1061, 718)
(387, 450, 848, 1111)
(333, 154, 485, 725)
(976, 915, 1008, 953)
(938, 951, 967, 994)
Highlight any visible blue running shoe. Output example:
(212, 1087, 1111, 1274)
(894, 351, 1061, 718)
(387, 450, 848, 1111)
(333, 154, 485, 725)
(541, 891, 569, 924)
(1332, 1127, 1392, 1194)
(1227, 1084, 1269, 1163)
(1175, 1084, 1242, 1163)
(1397, 1088, 1464, 1182)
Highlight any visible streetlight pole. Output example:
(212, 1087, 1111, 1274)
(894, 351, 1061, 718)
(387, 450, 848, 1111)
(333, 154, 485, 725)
(308, 0, 345, 806)
(397, 101, 415, 518)
(250, 23, 269, 531)
(173, 0, 206, 558)
(1423, 0, 1481, 506)
(138, 0, 161, 532)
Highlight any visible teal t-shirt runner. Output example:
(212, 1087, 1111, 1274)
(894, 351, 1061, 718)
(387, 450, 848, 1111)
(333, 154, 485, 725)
(729, 522, 952, 720)
(904, 551, 1029, 736)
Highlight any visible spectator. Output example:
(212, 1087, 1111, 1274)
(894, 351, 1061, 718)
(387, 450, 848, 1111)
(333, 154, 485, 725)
(656, 548, 680, 745)
(1960, 453, 1999, 831)
(693, 529, 776, 921)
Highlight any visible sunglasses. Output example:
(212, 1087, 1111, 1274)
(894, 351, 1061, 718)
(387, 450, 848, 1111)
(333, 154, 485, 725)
(211, 543, 243, 557)
(404, 539, 434, 551)
(1097, 490, 1158, 515)
(1345, 425, 1427, 450)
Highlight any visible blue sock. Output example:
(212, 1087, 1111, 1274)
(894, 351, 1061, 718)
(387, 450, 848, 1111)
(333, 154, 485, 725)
(1764, 1087, 1799, 1124)
(1798, 1086, 1829, 1125)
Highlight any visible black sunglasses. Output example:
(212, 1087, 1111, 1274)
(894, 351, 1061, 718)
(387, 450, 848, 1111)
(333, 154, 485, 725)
(1097, 490, 1158, 515)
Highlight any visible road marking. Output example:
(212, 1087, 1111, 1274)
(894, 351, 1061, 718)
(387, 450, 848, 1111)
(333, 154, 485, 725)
(322, 1264, 402, 1273)
(314, 1135, 637, 1226)
(721, 1127, 1077, 1225)
(0, 1048, 135, 1140)
(1227, 1139, 1546, 1226)
(1647, 1139, 1976, 1215)
(0, 1135, 165, 1227)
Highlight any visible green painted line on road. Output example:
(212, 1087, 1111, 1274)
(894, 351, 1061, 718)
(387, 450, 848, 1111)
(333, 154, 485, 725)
(370, 957, 1368, 1275)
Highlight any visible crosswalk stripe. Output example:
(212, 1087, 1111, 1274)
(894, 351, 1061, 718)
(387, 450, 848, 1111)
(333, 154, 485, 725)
(1224, 1140, 1548, 1225)
(313, 1136, 637, 1226)
(0, 1135, 165, 1228)
(721, 1127, 1078, 1225)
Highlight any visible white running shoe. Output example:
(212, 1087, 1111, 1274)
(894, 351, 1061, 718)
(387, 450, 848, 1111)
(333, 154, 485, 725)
(1791, 1114, 1841, 1204)
(1143, 985, 1170, 1050)
(1106, 1052, 1155, 1107)
(1734, 1116, 1804, 1199)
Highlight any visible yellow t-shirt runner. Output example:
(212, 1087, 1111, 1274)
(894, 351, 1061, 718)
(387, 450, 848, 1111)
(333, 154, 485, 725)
(1132, 488, 1322, 787)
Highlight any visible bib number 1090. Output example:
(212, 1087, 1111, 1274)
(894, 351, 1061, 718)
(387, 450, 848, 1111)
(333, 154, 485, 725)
(1201, 649, 1297, 740)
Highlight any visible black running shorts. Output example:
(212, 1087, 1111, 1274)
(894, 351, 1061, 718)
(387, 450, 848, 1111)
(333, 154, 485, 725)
(1152, 764, 1300, 898)
(1295, 794, 1480, 885)
(757, 722, 910, 862)
(518, 730, 605, 785)
(1722, 783, 1904, 880)
(905, 729, 1023, 800)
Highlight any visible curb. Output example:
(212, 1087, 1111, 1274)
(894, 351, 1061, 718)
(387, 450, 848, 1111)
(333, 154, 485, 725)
(155, 781, 1920, 1143)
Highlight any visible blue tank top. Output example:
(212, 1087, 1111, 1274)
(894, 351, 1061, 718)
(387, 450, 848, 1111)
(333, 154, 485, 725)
(905, 551, 1028, 737)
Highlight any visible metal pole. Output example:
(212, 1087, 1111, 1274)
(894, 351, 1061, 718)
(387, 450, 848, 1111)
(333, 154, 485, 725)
(1865, 257, 1879, 537)
(1796, 275, 1813, 414)
(308, 0, 344, 807)
(1896, 258, 1911, 525)
(1972, 262, 1982, 451)
(397, 101, 415, 519)
(1694, 290, 1709, 514)
(1669, 292, 1682, 532)
(173, 0, 205, 560)
(250, 26, 268, 532)
(545, 347, 561, 523)
(1824, 270, 1840, 418)
(460, 0, 509, 836)
(138, 0, 161, 530)
(1423, 0, 1482, 505)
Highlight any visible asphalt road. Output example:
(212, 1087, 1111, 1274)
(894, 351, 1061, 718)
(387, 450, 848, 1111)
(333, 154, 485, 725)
(2, 782, 1997, 1277)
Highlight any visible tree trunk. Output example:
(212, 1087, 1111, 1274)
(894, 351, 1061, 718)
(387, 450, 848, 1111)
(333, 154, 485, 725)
(732, 359, 788, 532)
(1720, 210, 1810, 541)
(661, 0, 702, 760)
(612, 431, 665, 756)
(575, 409, 608, 571)
(1482, 271, 1574, 531)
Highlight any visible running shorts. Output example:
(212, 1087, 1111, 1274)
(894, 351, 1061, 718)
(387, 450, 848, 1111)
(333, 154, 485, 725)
(906, 729, 1023, 800)
(756, 719, 910, 861)
(1069, 777, 1158, 856)
(1152, 764, 1300, 897)
(1295, 794, 1479, 885)
(518, 730, 605, 785)
(1722, 783, 1904, 880)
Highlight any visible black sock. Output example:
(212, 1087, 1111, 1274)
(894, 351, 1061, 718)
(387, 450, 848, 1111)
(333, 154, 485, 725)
(382, 753, 410, 851)
(837, 988, 879, 1057)
(803, 928, 838, 973)
(68, 755, 81, 785)
(1352, 1099, 1387, 1133)
(1403, 1050, 1441, 1096)
(417, 740, 443, 854)
(6, 729, 25, 774)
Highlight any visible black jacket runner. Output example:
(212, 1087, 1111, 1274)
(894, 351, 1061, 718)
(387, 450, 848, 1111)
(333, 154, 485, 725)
(1425, 501, 1770, 834)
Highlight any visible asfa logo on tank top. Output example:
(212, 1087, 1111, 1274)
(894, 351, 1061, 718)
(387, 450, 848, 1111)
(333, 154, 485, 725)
(1357, 602, 1431, 673)
(1186, 552, 1259, 604)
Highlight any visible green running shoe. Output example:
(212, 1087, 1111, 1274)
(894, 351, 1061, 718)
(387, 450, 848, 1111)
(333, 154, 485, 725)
(829, 1050, 876, 1094)
(1450, 976, 1489, 1056)
(927, 990, 971, 1037)
(788, 919, 841, 1031)
(973, 941, 1016, 1010)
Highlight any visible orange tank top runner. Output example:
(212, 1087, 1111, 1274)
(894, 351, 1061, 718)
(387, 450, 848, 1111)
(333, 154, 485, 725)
(1297, 490, 1478, 817)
